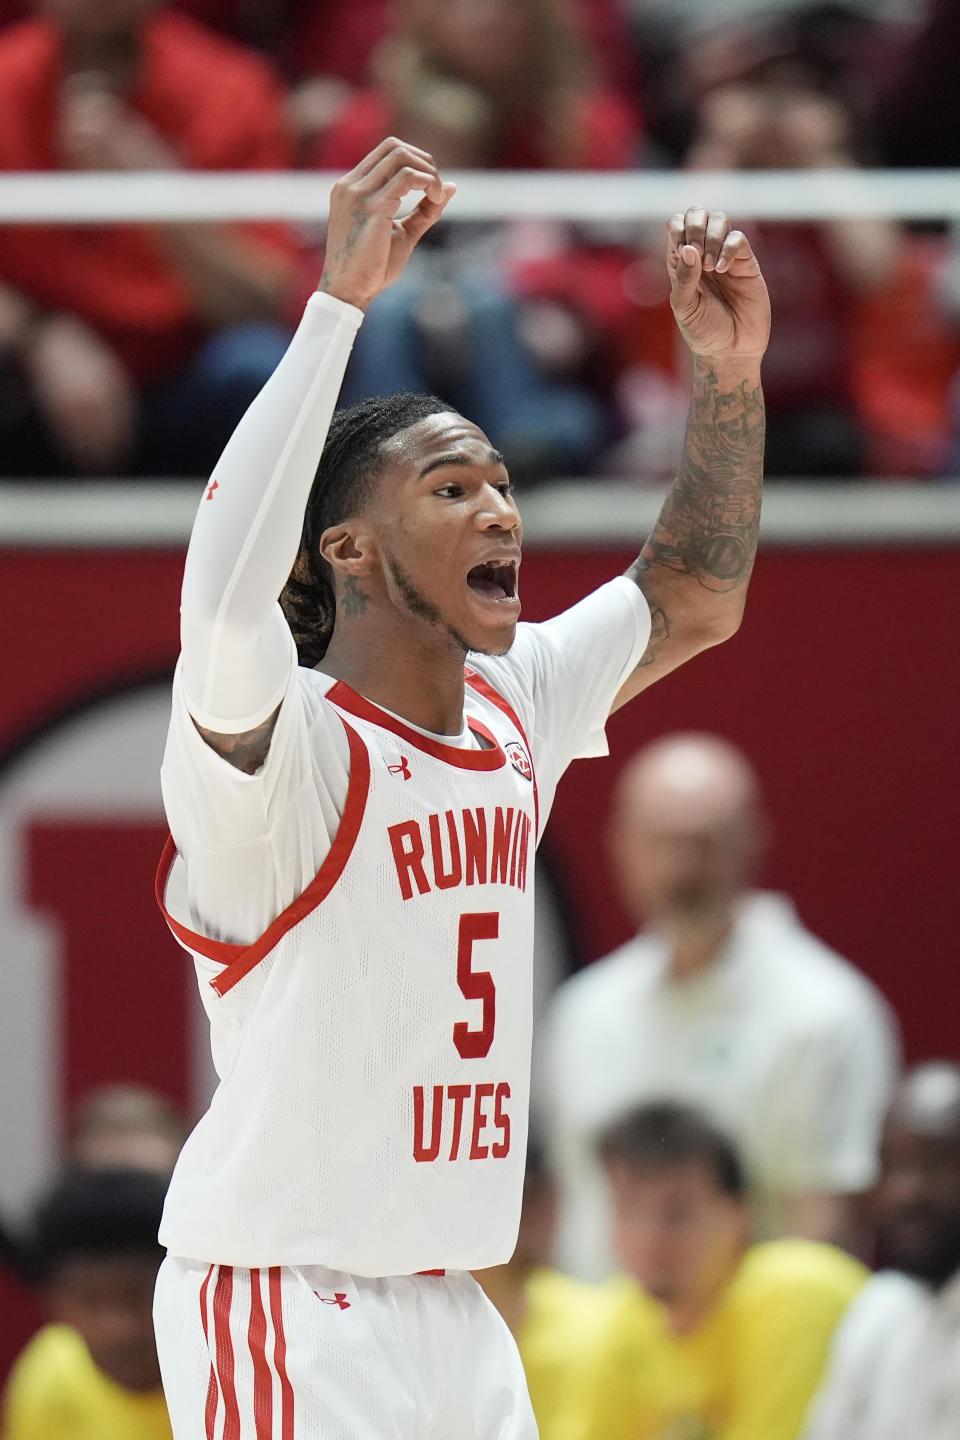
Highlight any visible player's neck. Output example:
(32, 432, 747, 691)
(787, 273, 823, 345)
(321, 618, 468, 736)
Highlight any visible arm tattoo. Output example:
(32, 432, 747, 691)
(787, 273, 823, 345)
(318, 208, 366, 281)
(626, 367, 764, 671)
(341, 575, 369, 617)
(632, 366, 765, 594)
(195, 706, 281, 776)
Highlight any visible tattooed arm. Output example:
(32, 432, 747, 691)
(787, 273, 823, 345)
(614, 207, 770, 709)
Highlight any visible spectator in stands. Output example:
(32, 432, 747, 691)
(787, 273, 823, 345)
(0, 0, 299, 478)
(151, 0, 640, 161)
(542, 733, 900, 1279)
(2, 1167, 171, 1439)
(67, 1083, 186, 1176)
(850, 228, 960, 479)
(314, 0, 641, 480)
(555, 1102, 866, 1440)
(630, 1, 894, 162)
(804, 1061, 960, 1439)
(475, 1140, 611, 1440)
(680, 15, 900, 476)
(316, 0, 640, 172)
(874, 0, 960, 170)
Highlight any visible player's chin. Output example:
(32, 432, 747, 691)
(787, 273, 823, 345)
(461, 590, 521, 656)
(461, 619, 519, 657)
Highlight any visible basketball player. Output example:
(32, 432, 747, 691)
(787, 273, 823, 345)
(154, 137, 770, 1439)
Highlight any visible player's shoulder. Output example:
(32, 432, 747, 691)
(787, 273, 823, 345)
(465, 645, 537, 738)
(469, 577, 649, 705)
(297, 662, 338, 710)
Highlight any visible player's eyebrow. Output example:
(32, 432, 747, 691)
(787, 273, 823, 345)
(419, 449, 506, 478)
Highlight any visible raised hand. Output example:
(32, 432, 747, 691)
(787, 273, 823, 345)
(318, 137, 457, 312)
(668, 207, 771, 365)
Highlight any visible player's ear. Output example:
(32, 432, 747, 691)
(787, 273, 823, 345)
(319, 522, 379, 577)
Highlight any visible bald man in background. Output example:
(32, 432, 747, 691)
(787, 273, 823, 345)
(541, 733, 899, 1278)
(803, 1063, 960, 1439)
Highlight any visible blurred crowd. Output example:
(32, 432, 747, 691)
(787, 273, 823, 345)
(4, 729, 960, 1438)
(0, 0, 958, 481)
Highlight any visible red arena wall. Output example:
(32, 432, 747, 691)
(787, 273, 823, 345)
(0, 540, 958, 1371)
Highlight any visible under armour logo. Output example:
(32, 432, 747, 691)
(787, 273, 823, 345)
(315, 1292, 351, 1310)
(205, 479, 219, 501)
(387, 756, 411, 781)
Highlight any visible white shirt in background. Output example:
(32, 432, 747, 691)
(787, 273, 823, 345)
(803, 1269, 960, 1440)
(541, 892, 900, 1278)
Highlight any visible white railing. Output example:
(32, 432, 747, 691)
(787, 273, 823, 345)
(0, 169, 958, 223)
(3, 481, 959, 549)
(1, 167, 959, 547)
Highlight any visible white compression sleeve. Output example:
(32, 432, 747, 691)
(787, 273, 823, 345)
(179, 291, 364, 731)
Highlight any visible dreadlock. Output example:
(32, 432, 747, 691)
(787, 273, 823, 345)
(281, 392, 453, 668)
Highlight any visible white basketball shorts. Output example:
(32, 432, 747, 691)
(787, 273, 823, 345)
(154, 1255, 538, 1439)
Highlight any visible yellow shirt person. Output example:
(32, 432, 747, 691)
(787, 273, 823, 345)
(548, 1101, 868, 1440)
(553, 1241, 866, 1440)
(1, 1169, 173, 1440)
(2, 1324, 171, 1440)
(518, 1267, 619, 1438)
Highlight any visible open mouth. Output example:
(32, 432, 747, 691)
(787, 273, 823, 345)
(466, 560, 519, 603)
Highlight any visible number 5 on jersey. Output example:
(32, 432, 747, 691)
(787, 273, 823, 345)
(454, 912, 497, 1058)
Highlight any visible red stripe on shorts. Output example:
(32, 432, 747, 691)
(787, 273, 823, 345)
(269, 1267, 295, 1440)
(199, 1264, 218, 1440)
(214, 1265, 241, 1440)
(248, 1269, 273, 1438)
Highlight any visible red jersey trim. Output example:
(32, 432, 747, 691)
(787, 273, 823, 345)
(327, 681, 507, 771)
(213, 1266, 241, 1440)
(155, 719, 371, 995)
(199, 1264, 218, 1440)
(464, 668, 539, 838)
(268, 1269, 295, 1440)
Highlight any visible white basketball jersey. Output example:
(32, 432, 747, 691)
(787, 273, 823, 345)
(157, 671, 539, 1276)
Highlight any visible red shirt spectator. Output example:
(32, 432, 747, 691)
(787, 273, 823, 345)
(317, 87, 638, 172)
(314, 0, 641, 173)
(850, 235, 960, 477)
(0, 8, 296, 383)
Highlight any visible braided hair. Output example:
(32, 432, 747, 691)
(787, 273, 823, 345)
(281, 392, 453, 668)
